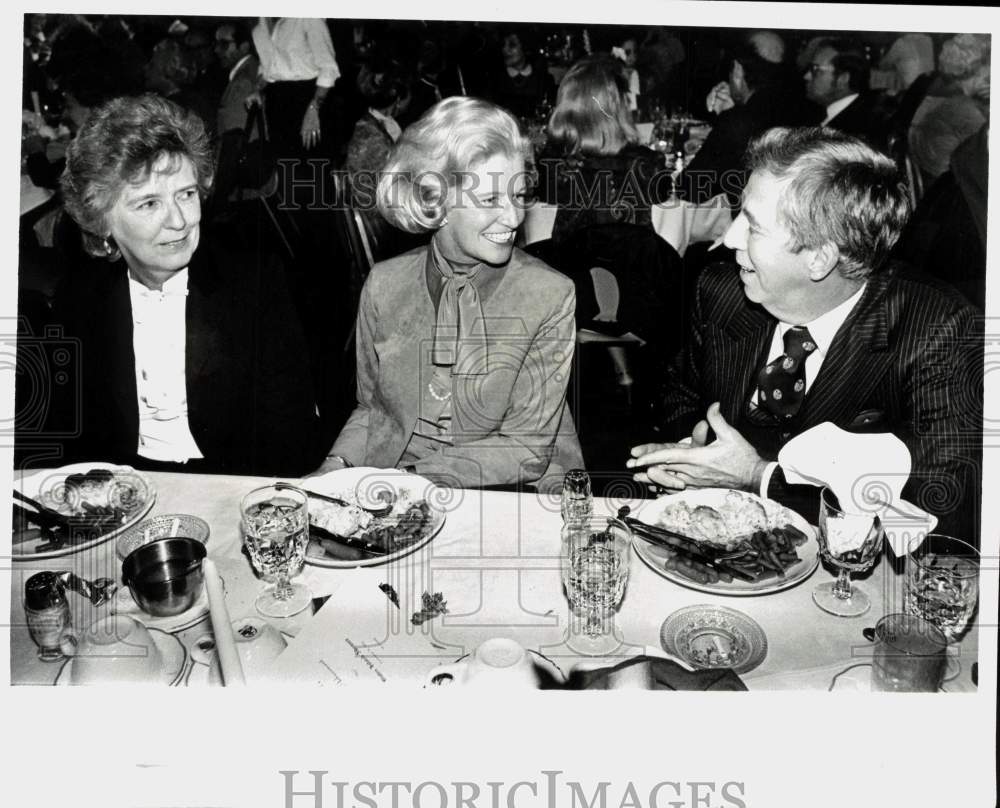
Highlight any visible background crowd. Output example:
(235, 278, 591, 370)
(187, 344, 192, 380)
(16, 16, 989, 518)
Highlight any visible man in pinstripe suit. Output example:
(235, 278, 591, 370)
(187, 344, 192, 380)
(629, 127, 981, 542)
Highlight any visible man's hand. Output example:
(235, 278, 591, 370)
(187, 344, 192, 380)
(705, 81, 734, 115)
(627, 402, 768, 492)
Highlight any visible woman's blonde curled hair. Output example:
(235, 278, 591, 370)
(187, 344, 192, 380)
(376, 96, 528, 233)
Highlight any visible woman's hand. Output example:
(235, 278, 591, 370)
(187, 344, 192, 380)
(301, 103, 321, 150)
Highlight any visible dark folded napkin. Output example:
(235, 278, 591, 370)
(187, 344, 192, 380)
(565, 656, 748, 691)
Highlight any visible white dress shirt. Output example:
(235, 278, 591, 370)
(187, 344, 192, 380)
(757, 283, 867, 495)
(822, 93, 859, 125)
(128, 269, 204, 463)
(253, 17, 340, 88)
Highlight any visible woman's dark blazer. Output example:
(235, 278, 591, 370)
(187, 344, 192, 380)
(47, 235, 324, 476)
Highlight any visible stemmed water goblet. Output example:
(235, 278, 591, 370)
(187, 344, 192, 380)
(240, 484, 312, 618)
(813, 487, 885, 617)
(904, 533, 980, 679)
(560, 515, 632, 655)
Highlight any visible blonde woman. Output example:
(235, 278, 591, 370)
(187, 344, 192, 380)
(318, 97, 583, 490)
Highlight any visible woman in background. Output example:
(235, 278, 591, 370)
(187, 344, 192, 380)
(533, 55, 680, 397)
(536, 54, 672, 242)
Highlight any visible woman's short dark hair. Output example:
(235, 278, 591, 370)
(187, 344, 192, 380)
(356, 59, 411, 110)
(60, 94, 214, 258)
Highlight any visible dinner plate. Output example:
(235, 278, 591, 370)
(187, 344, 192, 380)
(301, 467, 447, 568)
(12, 463, 156, 560)
(631, 488, 819, 596)
(54, 627, 187, 686)
(660, 605, 768, 674)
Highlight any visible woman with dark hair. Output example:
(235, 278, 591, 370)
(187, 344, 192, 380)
(487, 26, 555, 121)
(52, 94, 322, 475)
(345, 56, 412, 197)
(318, 97, 583, 489)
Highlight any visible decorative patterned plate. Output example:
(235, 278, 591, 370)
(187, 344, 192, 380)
(12, 463, 156, 560)
(116, 513, 210, 561)
(660, 605, 768, 674)
(632, 488, 819, 596)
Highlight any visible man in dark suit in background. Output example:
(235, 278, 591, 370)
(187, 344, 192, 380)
(678, 33, 821, 205)
(629, 127, 981, 542)
(214, 19, 259, 136)
(805, 38, 895, 153)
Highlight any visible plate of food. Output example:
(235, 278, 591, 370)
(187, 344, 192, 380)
(299, 467, 447, 568)
(12, 463, 156, 560)
(625, 488, 819, 595)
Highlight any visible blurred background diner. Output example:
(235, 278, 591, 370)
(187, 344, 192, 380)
(15, 16, 989, 510)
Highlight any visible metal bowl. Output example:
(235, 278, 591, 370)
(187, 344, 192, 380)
(121, 537, 207, 617)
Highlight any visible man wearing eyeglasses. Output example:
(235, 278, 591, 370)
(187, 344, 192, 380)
(804, 38, 894, 152)
(214, 19, 259, 136)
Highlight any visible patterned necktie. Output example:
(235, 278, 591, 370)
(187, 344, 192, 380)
(756, 326, 817, 419)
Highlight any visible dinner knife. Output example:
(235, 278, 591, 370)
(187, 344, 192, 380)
(619, 512, 757, 582)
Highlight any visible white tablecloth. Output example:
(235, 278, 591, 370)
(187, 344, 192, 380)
(7, 471, 980, 691)
(521, 195, 732, 257)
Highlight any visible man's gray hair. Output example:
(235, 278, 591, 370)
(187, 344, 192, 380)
(745, 126, 911, 279)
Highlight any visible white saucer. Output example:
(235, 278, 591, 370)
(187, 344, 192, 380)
(54, 627, 187, 686)
(112, 584, 210, 634)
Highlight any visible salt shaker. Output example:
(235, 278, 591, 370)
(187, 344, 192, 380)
(561, 468, 593, 524)
(24, 571, 73, 662)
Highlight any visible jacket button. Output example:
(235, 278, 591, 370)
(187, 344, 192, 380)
(781, 432, 791, 440)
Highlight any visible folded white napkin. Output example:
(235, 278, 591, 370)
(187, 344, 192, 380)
(777, 423, 936, 556)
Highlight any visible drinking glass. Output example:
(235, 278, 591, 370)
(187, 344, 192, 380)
(560, 468, 593, 524)
(561, 516, 631, 654)
(813, 487, 884, 617)
(904, 534, 979, 679)
(871, 613, 947, 692)
(241, 484, 312, 618)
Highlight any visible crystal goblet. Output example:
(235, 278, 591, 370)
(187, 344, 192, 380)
(561, 516, 632, 655)
(813, 487, 884, 617)
(241, 484, 311, 618)
(904, 533, 979, 679)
